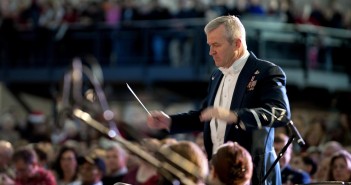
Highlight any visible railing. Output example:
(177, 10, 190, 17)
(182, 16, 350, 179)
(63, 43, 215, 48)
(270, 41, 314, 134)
(0, 17, 350, 86)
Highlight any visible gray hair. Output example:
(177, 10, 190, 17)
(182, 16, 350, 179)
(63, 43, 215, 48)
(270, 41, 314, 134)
(106, 143, 127, 158)
(204, 15, 247, 50)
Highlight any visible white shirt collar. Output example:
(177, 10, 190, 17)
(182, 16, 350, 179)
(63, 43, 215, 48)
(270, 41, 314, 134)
(112, 167, 128, 176)
(219, 50, 249, 76)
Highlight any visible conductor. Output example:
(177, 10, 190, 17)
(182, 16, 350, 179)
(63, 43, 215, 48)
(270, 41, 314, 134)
(147, 15, 291, 185)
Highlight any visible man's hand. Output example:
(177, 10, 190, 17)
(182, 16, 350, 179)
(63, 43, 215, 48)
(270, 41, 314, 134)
(200, 107, 238, 124)
(146, 111, 171, 130)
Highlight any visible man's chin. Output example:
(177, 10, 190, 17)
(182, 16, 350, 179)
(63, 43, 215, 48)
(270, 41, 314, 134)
(214, 61, 221, 67)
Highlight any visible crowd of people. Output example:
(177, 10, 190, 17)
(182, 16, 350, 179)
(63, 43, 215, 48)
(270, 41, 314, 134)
(0, 112, 350, 185)
(0, 134, 254, 185)
(0, 0, 350, 30)
(1, 0, 351, 68)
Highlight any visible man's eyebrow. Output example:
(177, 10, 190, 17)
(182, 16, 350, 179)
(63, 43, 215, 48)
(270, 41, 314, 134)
(208, 42, 219, 45)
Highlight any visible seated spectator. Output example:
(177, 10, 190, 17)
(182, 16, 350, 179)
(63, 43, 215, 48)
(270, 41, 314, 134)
(0, 140, 15, 185)
(207, 141, 253, 185)
(23, 111, 52, 143)
(302, 117, 327, 152)
(32, 142, 55, 169)
(0, 113, 21, 145)
(314, 156, 331, 182)
(52, 146, 79, 185)
(326, 149, 351, 182)
(69, 153, 106, 185)
(102, 143, 129, 185)
(306, 146, 322, 164)
(122, 138, 161, 185)
(290, 154, 317, 181)
(274, 133, 310, 185)
(12, 146, 56, 185)
(321, 141, 343, 159)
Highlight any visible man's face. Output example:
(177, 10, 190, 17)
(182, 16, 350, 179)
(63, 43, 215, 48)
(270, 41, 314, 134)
(60, 150, 77, 172)
(14, 160, 36, 179)
(206, 25, 237, 68)
(105, 148, 124, 173)
(79, 162, 102, 184)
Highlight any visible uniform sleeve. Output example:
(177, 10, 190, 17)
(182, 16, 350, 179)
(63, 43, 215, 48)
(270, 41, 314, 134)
(236, 65, 291, 130)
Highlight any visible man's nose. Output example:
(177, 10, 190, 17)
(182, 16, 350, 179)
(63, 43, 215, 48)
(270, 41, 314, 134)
(209, 48, 215, 56)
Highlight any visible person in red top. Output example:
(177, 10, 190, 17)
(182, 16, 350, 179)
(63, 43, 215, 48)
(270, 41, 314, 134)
(12, 146, 56, 185)
(121, 138, 161, 185)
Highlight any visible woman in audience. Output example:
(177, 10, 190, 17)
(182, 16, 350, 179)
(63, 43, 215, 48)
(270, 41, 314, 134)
(207, 141, 253, 185)
(302, 117, 328, 152)
(52, 146, 79, 185)
(122, 138, 161, 185)
(326, 149, 351, 182)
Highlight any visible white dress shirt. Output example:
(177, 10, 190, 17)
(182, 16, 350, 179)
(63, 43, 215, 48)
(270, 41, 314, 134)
(210, 50, 249, 154)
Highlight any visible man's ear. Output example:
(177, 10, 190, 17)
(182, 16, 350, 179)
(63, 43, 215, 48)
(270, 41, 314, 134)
(235, 39, 242, 49)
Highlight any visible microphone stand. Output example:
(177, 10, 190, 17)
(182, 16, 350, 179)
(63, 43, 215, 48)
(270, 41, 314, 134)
(261, 134, 295, 185)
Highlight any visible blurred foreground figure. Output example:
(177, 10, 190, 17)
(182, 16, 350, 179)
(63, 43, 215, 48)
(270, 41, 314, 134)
(207, 141, 253, 185)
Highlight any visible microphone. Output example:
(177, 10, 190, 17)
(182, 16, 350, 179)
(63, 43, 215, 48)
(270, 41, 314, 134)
(287, 120, 305, 147)
(260, 107, 305, 185)
(258, 108, 305, 147)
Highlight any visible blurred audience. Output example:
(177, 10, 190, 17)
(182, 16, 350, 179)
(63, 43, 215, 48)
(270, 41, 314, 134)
(274, 133, 310, 185)
(326, 149, 351, 182)
(290, 154, 317, 181)
(0, 140, 15, 185)
(122, 138, 161, 185)
(32, 142, 56, 169)
(69, 153, 106, 185)
(301, 117, 328, 152)
(320, 141, 343, 159)
(102, 143, 128, 185)
(22, 111, 52, 143)
(12, 146, 56, 185)
(314, 156, 331, 182)
(52, 146, 79, 185)
(0, 113, 21, 145)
